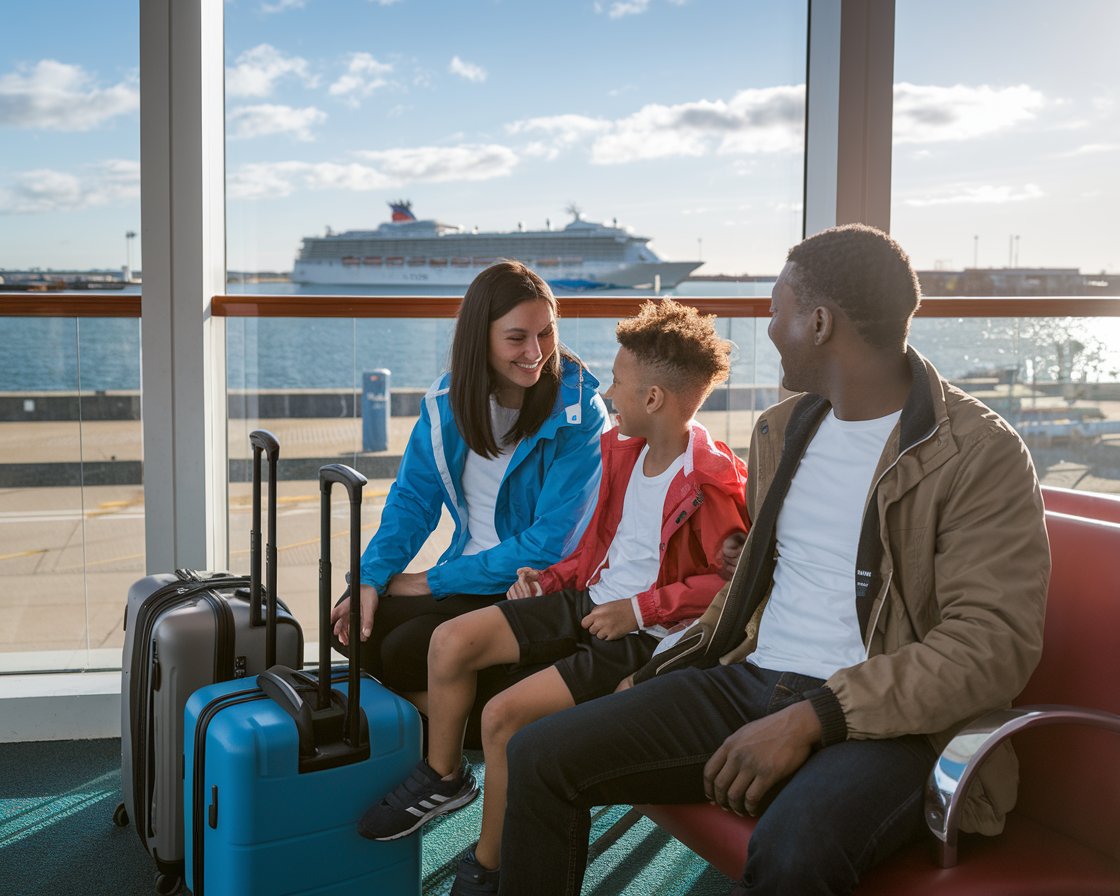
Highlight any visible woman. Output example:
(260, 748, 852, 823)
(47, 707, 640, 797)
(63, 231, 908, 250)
(332, 261, 608, 727)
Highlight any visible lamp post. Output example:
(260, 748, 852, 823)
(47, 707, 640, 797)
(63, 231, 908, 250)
(125, 230, 137, 282)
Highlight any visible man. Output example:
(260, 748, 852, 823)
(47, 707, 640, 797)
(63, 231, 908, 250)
(497, 224, 1050, 895)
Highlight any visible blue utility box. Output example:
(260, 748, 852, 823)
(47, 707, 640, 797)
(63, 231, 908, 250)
(361, 369, 391, 452)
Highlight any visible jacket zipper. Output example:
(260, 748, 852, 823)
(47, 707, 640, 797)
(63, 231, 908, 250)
(859, 422, 940, 653)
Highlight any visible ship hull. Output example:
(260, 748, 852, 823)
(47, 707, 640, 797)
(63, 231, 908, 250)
(291, 259, 701, 290)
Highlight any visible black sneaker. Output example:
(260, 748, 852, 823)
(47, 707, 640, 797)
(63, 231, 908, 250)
(358, 758, 479, 841)
(449, 843, 500, 895)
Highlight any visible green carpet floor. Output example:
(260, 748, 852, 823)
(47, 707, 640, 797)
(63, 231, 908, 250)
(0, 739, 733, 895)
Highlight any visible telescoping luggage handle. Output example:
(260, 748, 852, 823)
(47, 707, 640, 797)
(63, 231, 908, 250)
(257, 463, 371, 772)
(317, 463, 367, 733)
(248, 429, 281, 667)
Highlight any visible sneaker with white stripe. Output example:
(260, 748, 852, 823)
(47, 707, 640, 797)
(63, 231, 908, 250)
(357, 757, 479, 841)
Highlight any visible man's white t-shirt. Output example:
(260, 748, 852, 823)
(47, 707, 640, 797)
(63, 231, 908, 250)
(589, 444, 685, 618)
(747, 409, 900, 680)
(460, 398, 521, 557)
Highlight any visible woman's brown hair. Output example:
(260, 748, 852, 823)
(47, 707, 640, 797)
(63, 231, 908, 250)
(449, 261, 577, 458)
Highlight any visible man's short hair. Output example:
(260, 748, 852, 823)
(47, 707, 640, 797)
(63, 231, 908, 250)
(615, 299, 731, 410)
(786, 224, 921, 350)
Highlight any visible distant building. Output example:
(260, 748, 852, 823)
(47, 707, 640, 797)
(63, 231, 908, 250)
(917, 267, 1120, 296)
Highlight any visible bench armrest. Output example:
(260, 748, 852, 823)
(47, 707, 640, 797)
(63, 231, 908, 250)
(925, 704, 1120, 868)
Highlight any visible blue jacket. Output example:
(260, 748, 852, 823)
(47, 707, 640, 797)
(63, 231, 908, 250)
(359, 356, 609, 597)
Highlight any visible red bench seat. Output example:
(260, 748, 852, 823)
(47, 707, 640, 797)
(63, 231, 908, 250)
(639, 487, 1120, 893)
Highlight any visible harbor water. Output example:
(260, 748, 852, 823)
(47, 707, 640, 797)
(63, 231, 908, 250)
(2, 281, 1118, 393)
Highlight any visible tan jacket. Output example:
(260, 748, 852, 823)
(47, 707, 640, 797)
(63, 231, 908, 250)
(634, 349, 1050, 835)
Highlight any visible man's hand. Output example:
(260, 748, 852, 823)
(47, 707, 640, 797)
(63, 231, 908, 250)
(703, 701, 822, 817)
(385, 570, 431, 596)
(719, 531, 747, 580)
(581, 600, 638, 640)
(614, 674, 635, 693)
(330, 584, 379, 646)
(507, 567, 544, 600)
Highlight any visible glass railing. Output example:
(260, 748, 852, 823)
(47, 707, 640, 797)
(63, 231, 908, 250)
(3, 292, 1118, 672)
(0, 294, 144, 673)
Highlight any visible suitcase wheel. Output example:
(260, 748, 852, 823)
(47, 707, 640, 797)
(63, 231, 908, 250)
(112, 803, 129, 827)
(154, 872, 184, 895)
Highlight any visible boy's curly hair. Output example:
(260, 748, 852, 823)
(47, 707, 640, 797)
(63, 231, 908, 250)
(616, 299, 731, 412)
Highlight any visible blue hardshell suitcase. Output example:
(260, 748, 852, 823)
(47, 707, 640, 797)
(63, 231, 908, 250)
(183, 463, 422, 896)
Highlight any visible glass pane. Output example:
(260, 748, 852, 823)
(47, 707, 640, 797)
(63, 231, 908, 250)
(893, 1, 1120, 295)
(912, 315, 1120, 494)
(0, 0, 142, 673)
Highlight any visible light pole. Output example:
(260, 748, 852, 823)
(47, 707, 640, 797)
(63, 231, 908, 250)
(972, 235, 978, 268)
(125, 230, 137, 282)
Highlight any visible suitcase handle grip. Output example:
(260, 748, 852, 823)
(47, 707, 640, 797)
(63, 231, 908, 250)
(258, 666, 346, 761)
(249, 429, 280, 459)
(318, 464, 367, 747)
(249, 429, 281, 667)
(319, 463, 367, 496)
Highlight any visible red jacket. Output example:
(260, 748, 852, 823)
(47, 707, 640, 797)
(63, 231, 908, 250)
(538, 422, 749, 628)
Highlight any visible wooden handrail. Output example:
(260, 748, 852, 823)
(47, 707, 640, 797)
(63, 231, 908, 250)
(210, 294, 1120, 319)
(3, 293, 1120, 319)
(0, 295, 142, 318)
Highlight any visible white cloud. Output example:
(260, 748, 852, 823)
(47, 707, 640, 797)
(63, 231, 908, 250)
(0, 60, 137, 131)
(590, 86, 804, 163)
(229, 144, 518, 200)
(329, 53, 394, 105)
(595, 0, 651, 18)
(229, 161, 393, 200)
(260, 0, 305, 13)
(356, 144, 518, 182)
(1061, 142, 1120, 157)
(226, 44, 316, 98)
(371, 0, 402, 5)
(227, 104, 326, 141)
(893, 83, 1043, 143)
(0, 159, 140, 214)
(448, 56, 487, 83)
(904, 183, 1045, 207)
(506, 114, 612, 159)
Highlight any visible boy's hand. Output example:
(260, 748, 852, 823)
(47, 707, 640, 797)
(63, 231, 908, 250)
(720, 531, 747, 580)
(508, 567, 544, 600)
(581, 600, 638, 640)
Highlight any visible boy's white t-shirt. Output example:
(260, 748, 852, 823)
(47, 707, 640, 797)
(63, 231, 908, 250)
(747, 409, 900, 680)
(589, 444, 685, 617)
(460, 398, 521, 557)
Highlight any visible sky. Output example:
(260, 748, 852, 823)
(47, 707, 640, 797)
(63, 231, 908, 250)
(1, 0, 1118, 276)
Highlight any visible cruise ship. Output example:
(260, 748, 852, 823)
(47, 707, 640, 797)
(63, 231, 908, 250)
(291, 201, 702, 290)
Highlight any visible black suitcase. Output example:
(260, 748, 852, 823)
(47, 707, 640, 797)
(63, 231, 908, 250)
(114, 430, 304, 894)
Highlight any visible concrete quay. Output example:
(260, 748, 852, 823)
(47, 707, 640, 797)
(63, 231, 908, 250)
(2, 403, 1119, 669)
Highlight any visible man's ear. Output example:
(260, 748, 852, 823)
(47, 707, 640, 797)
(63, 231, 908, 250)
(813, 305, 834, 346)
(645, 385, 665, 414)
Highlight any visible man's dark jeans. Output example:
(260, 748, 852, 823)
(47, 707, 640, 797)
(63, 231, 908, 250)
(499, 662, 935, 895)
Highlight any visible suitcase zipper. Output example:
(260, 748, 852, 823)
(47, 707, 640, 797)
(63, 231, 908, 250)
(130, 576, 249, 847)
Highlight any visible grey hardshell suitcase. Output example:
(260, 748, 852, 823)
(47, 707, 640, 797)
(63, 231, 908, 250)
(115, 430, 304, 894)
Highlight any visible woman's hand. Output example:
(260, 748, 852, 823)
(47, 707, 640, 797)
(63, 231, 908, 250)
(330, 584, 379, 646)
(507, 567, 544, 599)
(581, 600, 638, 640)
(385, 570, 431, 596)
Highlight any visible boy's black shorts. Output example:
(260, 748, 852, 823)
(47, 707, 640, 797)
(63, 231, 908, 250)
(497, 588, 658, 704)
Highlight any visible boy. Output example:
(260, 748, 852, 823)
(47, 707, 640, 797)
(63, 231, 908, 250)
(357, 299, 749, 896)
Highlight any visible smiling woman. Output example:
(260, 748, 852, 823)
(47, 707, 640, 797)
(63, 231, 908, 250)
(328, 261, 609, 745)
